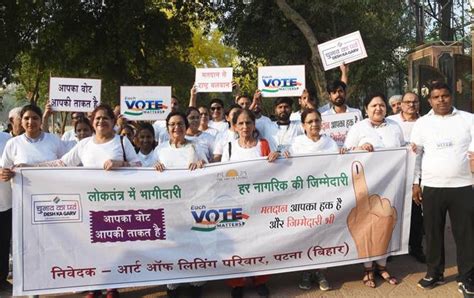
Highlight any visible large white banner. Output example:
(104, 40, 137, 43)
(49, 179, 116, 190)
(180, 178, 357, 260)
(258, 65, 305, 97)
(13, 149, 414, 295)
(49, 77, 101, 112)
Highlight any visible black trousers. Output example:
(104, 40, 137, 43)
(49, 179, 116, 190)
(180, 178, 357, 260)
(422, 186, 474, 282)
(0, 208, 12, 281)
(409, 200, 424, 251)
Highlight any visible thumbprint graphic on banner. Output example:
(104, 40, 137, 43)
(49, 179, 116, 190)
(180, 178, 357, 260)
(347, 161, 397, 258)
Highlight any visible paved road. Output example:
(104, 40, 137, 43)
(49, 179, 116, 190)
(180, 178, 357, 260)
(1, 223, 464, 298)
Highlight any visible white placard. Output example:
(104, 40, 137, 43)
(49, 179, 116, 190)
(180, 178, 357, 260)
(195, 67, 233, 92)
(258, 65, 305, 97)
(13, 149, 414, 296)
(120, 86, 171, 121)
(49, 77, 101, 112)
(317, 31, 368, 71)
(321, 112, 361, 147)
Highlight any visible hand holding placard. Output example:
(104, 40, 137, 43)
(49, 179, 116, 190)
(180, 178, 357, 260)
(347, 161, 397, 258)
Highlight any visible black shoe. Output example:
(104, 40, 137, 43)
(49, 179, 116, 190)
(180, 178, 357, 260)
(167, 288, 179, 298)
(190, 285, 202, 298)
(0, 280, 12, 295)
(409, 249, 426, 263)
(231, 286, 244, 298)
(417, 275, 445, 289)
(255, 283, 269, 297)
(458, 278, 474, 297)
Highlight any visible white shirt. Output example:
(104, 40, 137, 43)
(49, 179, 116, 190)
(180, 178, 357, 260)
(255, 115, 273, 138)
(152, 120, 170, 145)
(202, 126, 219, 137)
(0, 132, 12, 211)
(290, 111, 302, 122)
(61, 135, 139, 167)
(137, 151, 155, 168)
(318, 103, 331, 114)
(61, 129, 77, 142)
(263, 121, 303, 152)
(208, 120, 229, 133)
(387, 113, 418, 143)
(1, 133, 66, 167)
(344, 118, 405, 149)
(289, 134, 339, 155)
(186, 131, 215, 161)
(1, 133, 66, 211)
(411, 108, 473, 187)
(153, 141, 207, 168)
(213, 129, 239, 156)
(321, 104, 363, 121)
(221, 139, 266, 162)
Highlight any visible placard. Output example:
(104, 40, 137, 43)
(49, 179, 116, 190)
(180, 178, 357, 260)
(258, 65, 305, 97)
(321, 112, 361, 147)
(120, 86, 171, 121)
(195, 67, 233, 92)
(49, 77, 101, 112)
(317, 31, 367, 71)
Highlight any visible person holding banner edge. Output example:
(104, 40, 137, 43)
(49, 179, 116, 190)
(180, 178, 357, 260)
(343, 93, 404, 288)
(0, 104, 67, 295)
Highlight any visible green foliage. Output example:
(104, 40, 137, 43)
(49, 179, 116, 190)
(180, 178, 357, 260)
(215, 0, 413, 106)
(1, 0, 209, 107)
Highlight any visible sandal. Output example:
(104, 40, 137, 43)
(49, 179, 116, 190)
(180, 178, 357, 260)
(376, 265, 398, 285)
(363, 266, 376, 288)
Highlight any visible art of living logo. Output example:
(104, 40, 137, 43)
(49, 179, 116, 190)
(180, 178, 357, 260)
(123, 96, 168, 117)
(216, 169, 248, 181)
(261, 76, 302, 94)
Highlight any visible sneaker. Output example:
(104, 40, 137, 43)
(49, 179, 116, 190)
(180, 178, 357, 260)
(255, 283, 269, 297)
(417, 275, 445, 289)
(298, 271, 312, 290)
(231, 286, 244, 298)
(458, 281, 474, 297)
(314, 270, 331, 291)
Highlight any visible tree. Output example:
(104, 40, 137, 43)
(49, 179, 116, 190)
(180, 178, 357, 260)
(216, 0, 412, 106)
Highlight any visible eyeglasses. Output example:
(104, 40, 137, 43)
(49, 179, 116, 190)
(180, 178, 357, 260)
(167, 122, 185, 128)
(187, 116, 200, 120)
(210, 106, 222, 111)
(402, 101, 419, 105)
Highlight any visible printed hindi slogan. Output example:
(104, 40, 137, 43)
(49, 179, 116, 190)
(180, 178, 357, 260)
(49, 77, 101, 112)
(13, 149, 414, 296)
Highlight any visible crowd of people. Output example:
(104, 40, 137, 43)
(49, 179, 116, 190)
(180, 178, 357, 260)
(0, 73, 473, 298)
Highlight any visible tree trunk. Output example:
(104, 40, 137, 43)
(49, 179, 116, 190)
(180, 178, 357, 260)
(438, 0, 453, 41)
(274, 0, 328, 103)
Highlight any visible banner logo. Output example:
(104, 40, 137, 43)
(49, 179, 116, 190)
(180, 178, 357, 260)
(216, 169, 248, 181)
(190, 205, 249, 232)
